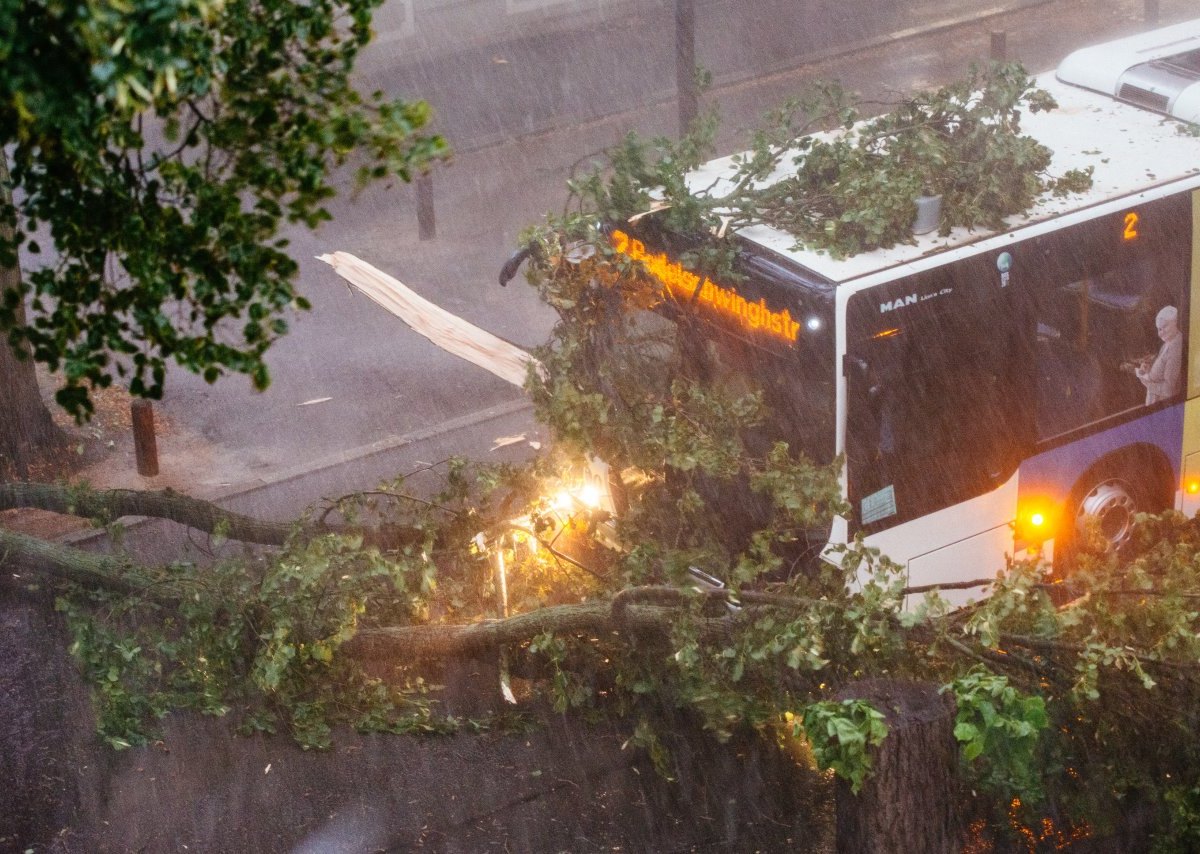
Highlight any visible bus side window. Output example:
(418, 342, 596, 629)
(1032, 245, 1185, 441)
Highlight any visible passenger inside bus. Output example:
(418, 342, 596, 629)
(1036, 254, 1184, 439)
(1131, 305, 1183, 404)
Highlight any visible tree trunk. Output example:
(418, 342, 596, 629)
(834, 679, 968, 853)
(0, 154, 63, 478)
(0, 522, 691, 659)
(0, 480, 429, 549)
(0, 337, 60, 477)
(0, 529, 147, 594)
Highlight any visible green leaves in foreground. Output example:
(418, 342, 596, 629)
(58, 533, 454, 750)
(945, 669, 1048, 800)
(799, 699, 889, 794)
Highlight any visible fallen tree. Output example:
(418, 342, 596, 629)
(7, 476, 1200, 850)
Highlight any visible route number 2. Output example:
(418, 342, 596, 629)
(1124, 212, 1140, 241)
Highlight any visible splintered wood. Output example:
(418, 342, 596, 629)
(317, 251, 542, 389)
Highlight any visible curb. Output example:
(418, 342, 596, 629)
(61, 396, 535, 546)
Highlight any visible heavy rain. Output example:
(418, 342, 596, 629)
(3, 0, 1200, 850)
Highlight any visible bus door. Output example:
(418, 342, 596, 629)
(845, 255, 1032, 538)
(1183, 189, 1200, 518)
(843, 252, 1033, 592)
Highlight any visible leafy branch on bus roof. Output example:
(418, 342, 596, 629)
(563, 62, 1094, 260)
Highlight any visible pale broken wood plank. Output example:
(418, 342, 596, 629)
(490, 434, 526, 451)
(317, 251, 542, 388)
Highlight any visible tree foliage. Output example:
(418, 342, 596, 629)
(25, 473, 1200, 844)
(0, 0, 445, 417)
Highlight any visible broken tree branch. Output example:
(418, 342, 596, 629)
(0, 528, 147, 594)
(318, 251, 543, 388)
(0, 481, 300, 545)
(0, 481, 428, 550)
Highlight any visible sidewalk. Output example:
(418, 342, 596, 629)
(357, 0, 1054, 152)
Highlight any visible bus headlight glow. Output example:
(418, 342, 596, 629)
(577, 483, 603, 509)
(547, 463, 614, 517)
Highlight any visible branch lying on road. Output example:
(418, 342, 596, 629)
(0, 523, 721, 659)
(345, 602, 671, 660)
(11, 497, 1198, 683)
(0, 481, 426, 550)
(0, 528, 147, 595)
(350, 586, 836, 661)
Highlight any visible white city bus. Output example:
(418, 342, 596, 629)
(610, 20, 1200, 600)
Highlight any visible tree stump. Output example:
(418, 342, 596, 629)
(834, 679, 966, 853)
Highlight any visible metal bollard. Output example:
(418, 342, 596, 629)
(990, 30, 1007, 62)
(417, 172, 436, 241)
(131, 399, 159, 477)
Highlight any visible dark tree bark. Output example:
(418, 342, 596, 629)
(834, 679, 968, 853)
(0, 481, 425, 550)
(0, 522, 694, 661)
(0, 324, 60, 479)
(0, 528, 147, 594)
(0, 155, 64, 478)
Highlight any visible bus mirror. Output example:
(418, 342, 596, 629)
(499, 244, 532, 287)
(498, 240, 547, 287)
(844, 355, 880, 400)
(843, 354, 869, 381)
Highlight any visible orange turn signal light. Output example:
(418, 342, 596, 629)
(1016, 503, 1055, 546)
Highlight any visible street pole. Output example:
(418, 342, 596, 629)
(417, 172, 436, 241)
(990, 31, 1007, 62)
(675, 0, 697, 135)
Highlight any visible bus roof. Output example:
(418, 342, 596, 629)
(1056, 19, 1200, 121)
(685, 22, 1200, 287)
